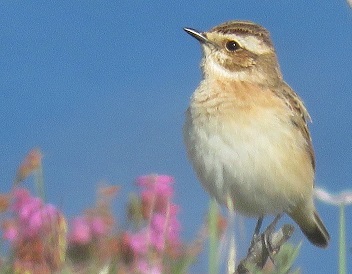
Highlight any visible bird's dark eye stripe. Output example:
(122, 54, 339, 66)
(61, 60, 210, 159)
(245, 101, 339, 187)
(225, 40, 240, 51)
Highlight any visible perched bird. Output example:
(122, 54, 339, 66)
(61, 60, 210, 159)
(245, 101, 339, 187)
(183, 20, 330, 248)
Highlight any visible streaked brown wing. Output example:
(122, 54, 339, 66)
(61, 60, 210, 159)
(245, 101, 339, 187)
(275, 82, 315, 171)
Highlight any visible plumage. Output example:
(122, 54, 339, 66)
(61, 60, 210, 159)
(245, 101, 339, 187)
(183, 20, 330, 248)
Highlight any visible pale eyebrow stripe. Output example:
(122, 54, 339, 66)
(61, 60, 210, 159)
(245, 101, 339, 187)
(225, 34, 273, 54)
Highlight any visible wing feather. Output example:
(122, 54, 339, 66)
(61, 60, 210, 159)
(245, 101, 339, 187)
(274, 82, 315, 171)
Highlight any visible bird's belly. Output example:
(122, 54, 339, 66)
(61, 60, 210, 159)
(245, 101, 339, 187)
(184, 111, 313, 216)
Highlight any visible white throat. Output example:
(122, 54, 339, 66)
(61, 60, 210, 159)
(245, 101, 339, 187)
(203, 56, 268, 84)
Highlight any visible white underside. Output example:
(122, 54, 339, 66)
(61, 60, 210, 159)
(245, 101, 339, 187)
(184, 106, 311, 216)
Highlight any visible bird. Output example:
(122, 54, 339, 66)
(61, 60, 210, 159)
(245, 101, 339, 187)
(183, 20, 330, 248)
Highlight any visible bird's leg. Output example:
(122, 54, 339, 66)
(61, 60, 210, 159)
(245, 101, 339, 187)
(262, 214, 283, 263)
(248, 216, 263, 252)
(253, 216, 263, 240)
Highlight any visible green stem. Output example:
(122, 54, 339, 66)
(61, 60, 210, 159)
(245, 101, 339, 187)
(209, 199, 219, 274)
(34, 163, 45, 201)
(339, 204, 346, 274)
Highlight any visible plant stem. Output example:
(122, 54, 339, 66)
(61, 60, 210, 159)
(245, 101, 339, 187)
(339, 204, 346, 274)
(209, 199, 219, 274)
(34, 163, 45, 201)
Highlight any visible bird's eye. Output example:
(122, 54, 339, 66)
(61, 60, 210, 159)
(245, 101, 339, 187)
(225, 40, 240, 51)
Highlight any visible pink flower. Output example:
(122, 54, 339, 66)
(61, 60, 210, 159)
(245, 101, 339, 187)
(137, 175, 174, 199)
(138, 175, 176, 218)
(6, 188, 62, 240)
(27, 210, 44, 236)
(125, 173, 182, 269)
(68, 216, 109, 245)
(150, 214, 181, 251)
(68, 217, 91, 244)
(169, 204, 180, 216)
(90, 217, 107, 236)
(3, 224, 18, 242)
(129, 229, 149, 255)
(26, 203, 59, 237)
(18, 197, 42, 222)
(12, 188, 32, 211)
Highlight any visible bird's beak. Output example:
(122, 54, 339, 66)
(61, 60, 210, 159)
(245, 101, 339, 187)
(183, 27, 218, 48)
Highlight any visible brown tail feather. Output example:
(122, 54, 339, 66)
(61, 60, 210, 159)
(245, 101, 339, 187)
(300, 211, 330, 248)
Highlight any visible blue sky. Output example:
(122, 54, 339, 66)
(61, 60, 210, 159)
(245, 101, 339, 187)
(1, 0, 351, 272)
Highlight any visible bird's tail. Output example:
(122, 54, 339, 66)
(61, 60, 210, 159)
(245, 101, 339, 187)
(298, 211, 330, 248)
